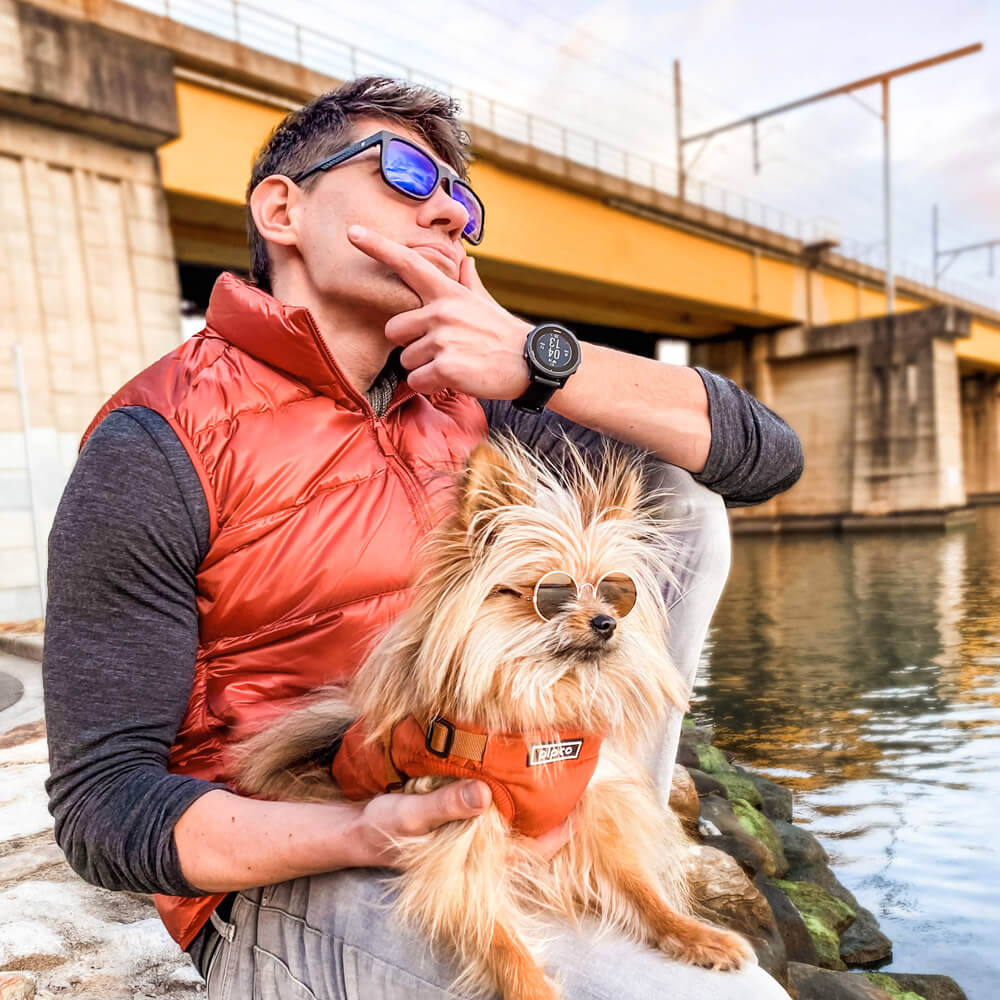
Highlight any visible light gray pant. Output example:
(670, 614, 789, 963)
(201, 466, 789, 999)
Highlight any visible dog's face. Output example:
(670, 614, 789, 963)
(379, 438, 688, 744)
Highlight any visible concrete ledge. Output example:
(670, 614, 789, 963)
(3, 0, 180, 149)
(0, 634, 43, 661)
(967, 491, 1000, 507)
(731, 506, 976, 535)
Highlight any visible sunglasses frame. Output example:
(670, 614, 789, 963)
(289, 129, 485, 245)
(500, 570, 639, 622)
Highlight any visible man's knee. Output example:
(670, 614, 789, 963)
(643, 458, 731, 602)
(545, 924, 789, 1000)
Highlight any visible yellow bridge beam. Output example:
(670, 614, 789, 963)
(159, 78, 1000, 370)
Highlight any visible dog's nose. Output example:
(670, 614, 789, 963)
(590, 614, 617, 638)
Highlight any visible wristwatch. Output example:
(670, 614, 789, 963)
(512, 323, 582, 413)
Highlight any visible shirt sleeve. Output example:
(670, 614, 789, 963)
(479, 366, 803, 507)
(691, 367, 804, 507)
(43, 406, 227, 897)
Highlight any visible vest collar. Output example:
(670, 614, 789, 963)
(204, 272, 416, 412)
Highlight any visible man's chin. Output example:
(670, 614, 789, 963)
(330, 274, 421, 321)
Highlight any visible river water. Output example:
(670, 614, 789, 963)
(695, 506, 1000, 1000)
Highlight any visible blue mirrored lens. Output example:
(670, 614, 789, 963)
(452, 183, 483, 242)
(384, 139, 438, 196)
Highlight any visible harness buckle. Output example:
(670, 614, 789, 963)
(426, 716, 455, 758)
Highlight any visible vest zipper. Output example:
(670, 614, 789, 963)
(300, 313, 432, 534)
(373, 420, 433, 534)
(301, 313, 375, 415)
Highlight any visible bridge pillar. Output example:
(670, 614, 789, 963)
(692, 306, 972, 530)
(0, 0, 181, 619)
(961, 372, 1000, 503)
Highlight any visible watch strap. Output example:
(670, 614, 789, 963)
(513, 373, 562, 413)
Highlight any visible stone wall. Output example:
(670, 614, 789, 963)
(693, 307, 972, 530)
(961, 372, 1000, 500)
(0, 0, 182, 620)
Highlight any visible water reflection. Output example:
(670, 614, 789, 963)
(695, 507, 1000, 1000)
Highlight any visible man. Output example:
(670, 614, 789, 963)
(43, 76, 800, 998)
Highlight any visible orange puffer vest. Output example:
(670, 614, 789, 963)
(331, 716, 604, 838)
(80, 273, 487, 949)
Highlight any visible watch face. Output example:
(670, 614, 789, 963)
(530, 326, 580, 376)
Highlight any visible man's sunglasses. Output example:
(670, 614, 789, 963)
(291, 130, 484, 245)
(495, 571, 639, 622)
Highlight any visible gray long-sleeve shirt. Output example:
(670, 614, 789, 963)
(42, 369, 802, 916)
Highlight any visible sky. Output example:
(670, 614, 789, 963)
(151, 0, 1000, 309)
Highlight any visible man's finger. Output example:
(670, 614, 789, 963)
(384, 306, 433, 347)
(347, 225, 453, 303)
(525, 816, 573, 861)
(458, 255, 490, 299)
(403, 780, 492, 835)
(398, 335, 439, 373)
(405, 360, 446, 396)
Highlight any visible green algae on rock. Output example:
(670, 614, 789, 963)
(731, 798, 788, 875)
(774, 878, 856, 970)
(800, 913, 847, 970)
(694, 743, 735, 775)
(711, 771, 765, 809)
(863, 972, 927, 1000)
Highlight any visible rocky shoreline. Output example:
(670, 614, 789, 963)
(0, 632, 973, 999)
(672, 718, 969, 1000)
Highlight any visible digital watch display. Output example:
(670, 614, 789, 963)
(513, 323, 582, 413)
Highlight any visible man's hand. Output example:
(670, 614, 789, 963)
(348, 779, 493, 867)
(347, 779, 573, 869)
(347, 225, 532, 400)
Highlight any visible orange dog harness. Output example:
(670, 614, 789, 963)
(331, 716, 603, 838)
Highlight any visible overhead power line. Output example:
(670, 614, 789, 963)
(674, 44, 984, 313)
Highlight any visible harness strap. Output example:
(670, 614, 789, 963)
(425, 716, 488, 762)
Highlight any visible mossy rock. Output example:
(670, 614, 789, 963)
(712, 771, 764, 809)
(774, 878, 856, 970)
(731, 798, 787, 875)
(695, 744, 734, 775)
(774, 879, 855, 932)
(799, 913, 846, 970)
(863, 973, 927, 1000)
(681, 716, 714, 741)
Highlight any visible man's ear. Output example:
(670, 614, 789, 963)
(250, 175, 301, 248)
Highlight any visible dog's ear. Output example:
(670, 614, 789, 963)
(459, 440, 532, 530)
(596, 465, 643, 520)
(575, 450, 644, 523)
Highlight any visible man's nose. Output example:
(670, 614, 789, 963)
(419, 181, 469, 236)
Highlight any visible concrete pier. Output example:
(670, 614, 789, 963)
(0, 0, 183, 620)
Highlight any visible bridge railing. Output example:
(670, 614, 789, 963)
(133, 0, 996, 311)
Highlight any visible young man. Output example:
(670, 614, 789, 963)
(43, 77, 800, 997)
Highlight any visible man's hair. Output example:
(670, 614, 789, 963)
(245, 76, 470, 294)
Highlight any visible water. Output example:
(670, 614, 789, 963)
(695, 506, 1000, 1000)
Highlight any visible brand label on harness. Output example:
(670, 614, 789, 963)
(527, 739, 584, 766)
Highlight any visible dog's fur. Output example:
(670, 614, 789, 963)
(234, 437, 750, 999)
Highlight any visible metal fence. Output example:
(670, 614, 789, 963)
(133, 0, 996, 310)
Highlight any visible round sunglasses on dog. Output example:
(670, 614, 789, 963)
(497, 571, 638, 621)
(290, 129, 485, 245)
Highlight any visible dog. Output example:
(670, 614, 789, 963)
(234, 436, 751, 999)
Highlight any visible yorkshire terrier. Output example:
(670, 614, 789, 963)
(234, 436, 751, 1000)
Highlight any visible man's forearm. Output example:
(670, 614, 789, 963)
(173, 789, 367, 892)
(547, 343, 711, 473)
(173, 779, 494, 893)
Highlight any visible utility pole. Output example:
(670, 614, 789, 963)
(675, 44, 983, 314)
(933, 203, 1000, 285)
(674, 59, 684, 201)
(882, 78, 893, 312)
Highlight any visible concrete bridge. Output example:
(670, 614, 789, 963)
(2, 0, 999, 619)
